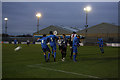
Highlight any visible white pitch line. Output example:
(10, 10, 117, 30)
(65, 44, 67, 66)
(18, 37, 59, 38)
(39, 67, 100, 78)
(27, 64, 101, 79)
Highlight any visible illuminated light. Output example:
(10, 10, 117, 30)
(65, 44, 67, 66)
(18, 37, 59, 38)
(86, 6, 91, 11)
(36, 13, 42, 18)
(84, 6, 92, 12)
(4, 18, 8, 21)
(84, 8, 86, 11)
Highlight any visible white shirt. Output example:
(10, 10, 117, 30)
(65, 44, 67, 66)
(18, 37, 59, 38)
(71, 34, 77, 41)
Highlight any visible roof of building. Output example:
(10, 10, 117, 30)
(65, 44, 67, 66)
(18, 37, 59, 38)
(77, 23, 119, 34)
(56, 25, 79, 32)
(33, 25, 78, 35)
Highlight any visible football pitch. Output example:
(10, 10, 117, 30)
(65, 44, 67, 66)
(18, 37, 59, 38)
(2, 44, 119, 79)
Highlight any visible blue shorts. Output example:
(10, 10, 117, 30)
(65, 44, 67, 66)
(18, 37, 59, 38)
(99, 44, 103, 47)
(42, 46, 50, 53)
(73, 46, 77, 53)
(51, 45, 56, 51)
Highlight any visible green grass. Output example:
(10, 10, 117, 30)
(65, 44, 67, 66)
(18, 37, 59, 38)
(2, 44, 119, 78)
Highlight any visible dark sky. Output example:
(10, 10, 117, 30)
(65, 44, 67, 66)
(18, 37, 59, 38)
(2, 2, 118, 35)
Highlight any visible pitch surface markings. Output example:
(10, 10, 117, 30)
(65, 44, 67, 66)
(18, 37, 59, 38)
(27, 63, 103, 79)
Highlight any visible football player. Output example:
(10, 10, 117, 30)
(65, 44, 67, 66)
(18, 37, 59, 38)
(97, 38, 104, 53)
(47, 31, 58, 62)
(37, 34, 51, 62)
(72, 35, 80, 62)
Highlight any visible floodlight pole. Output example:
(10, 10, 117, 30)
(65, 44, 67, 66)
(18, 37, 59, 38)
(5, 20, 8, 34)
(84, 11, 88, 44)
(86, 12, 88, 27)
(37, 17, 39, 33)
(36, 13, 41, 33)
(84, 6, 91, 44)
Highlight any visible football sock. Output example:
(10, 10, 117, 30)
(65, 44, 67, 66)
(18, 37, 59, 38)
(48, 53, 50, 60)
(63, 52, 65, 57)
(70, 49, 73, 57)
(100, 48, 104, 53)
(62, 52, 63, 59)
(64, 52, 66, 57)
(54, 52, 56, 59)
(75, 54, 76, 59)
(102, 48, 104, 53)
(44, 54, 47, 61)
(73, 54, 76, 61)
(51, 48, 53, 55)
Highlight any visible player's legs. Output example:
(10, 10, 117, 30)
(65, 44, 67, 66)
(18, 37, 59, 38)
(59, 45, 61, 50)
(42, 48, 47, 62)
(61, 51, 63, 59)
(61, 52, 65, 61)
(63, 47, 67, 58)
(47, 46, 51, 61)
(64, 47, 67, 57)
(51, 46, 54, 57)
(48, 52, 50, 60)
(59, 46, 62, 53)
(101, 48, 104, 53)
(70, 41, 73, 59)
(61, 47, 65, 61)
(100, 47, 104, 53)
(61, 46, 63, 59)
(27, 42, 30, 46)
(61, 48, 64, 60)
(53, 46, 56, 62)
(54, 51, 56, 62)
(44, 53, 47, 62)
(14, 42, 17, 47)
(101, 45, 104, 53)
(51, 47, 53, 55)
(62, 47, 67, 61)
(73, 53, 76, 62)
(70, 46, 73, 59)
(99, 44, 104, 53)
(73, 46, 77, 62)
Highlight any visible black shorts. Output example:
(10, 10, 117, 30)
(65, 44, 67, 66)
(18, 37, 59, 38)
(59, 45, 62, 50)
(27, 42, 30, 44)
(61, 46, 67, 52)
(69, 41, 73, 47)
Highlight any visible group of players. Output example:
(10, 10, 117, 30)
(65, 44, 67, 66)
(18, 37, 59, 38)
(13, 31, 104, 62)
(37, 31, 81, 62)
